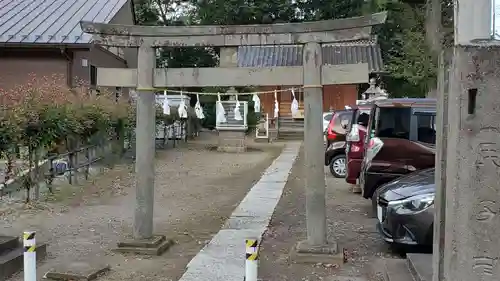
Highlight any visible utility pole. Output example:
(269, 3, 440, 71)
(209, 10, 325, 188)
(436, 0, 500, 280)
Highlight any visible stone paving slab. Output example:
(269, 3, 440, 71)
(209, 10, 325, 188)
(223, 217, 269, 231)
(178, 141, 301, 281)
(44, 261, 110, 281)
(259, 173, 291, 183)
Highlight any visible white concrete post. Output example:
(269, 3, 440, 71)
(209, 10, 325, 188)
(23, 231, 36, 281)
(133, 46, 156, 240)
(302, 42, 327, 246)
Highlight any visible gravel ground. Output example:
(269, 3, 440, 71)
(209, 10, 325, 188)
(2, 133, 283, 281)
(259, 149, 399, 281)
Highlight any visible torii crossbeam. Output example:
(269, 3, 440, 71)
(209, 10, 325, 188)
(80, 12, 387, 259)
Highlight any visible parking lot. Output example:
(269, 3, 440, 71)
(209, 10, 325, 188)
(258, 149, 401, 281)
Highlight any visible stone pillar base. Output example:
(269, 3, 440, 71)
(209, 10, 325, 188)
(217, 129, 247, 153)
(113, 235, 173, 256)
(290, 239, 345, 264)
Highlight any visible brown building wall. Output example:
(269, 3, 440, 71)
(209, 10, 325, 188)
(258, 84, 358, 117)
(0, 48, 69, 91)
(258, 86, 278, 117)
(0, 46, 129, 97)
(323, 84, 358, 110)
(72, 46, 129, 97)
(108, 0, 137, 68)
(0, 1, 134, 100)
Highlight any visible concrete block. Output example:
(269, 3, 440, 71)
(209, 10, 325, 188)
(217, 130, 247, 153)
(44, 261, 110, 281)
(382, 258, 414, 281)
(406, 254, 431, 281)
(113, 235, 174, 256)
(0, 236, 18, 254)
(291, 240, 344, 265)
(0, 243, 47, 281)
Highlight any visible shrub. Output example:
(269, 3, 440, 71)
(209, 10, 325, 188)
(0, 74, 135, 170)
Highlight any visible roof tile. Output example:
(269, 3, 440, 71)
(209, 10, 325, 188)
(237, 40, 384, 73)
(0, 0, 127, 44)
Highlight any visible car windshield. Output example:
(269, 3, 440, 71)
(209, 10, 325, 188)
(369, 107, 436, 144)
(373, 107, 412, 139)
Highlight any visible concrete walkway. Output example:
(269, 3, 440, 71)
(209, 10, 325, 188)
(178, 142, 302, 281)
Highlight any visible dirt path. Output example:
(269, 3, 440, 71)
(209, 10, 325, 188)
(2, 134, 283, 281)
(259, 149, 398, 281)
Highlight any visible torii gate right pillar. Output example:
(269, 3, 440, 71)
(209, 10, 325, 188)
(434, 0, 500, 280)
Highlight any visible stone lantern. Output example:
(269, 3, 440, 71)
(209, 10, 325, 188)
(363, 78, 388, 100)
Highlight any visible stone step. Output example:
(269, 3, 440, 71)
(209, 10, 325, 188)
(279, 118, 304, 122)
(278, 127, 304, 133)
(0, 243, 48, 281)
(279, 124, 304, 129)
(277, 132, 304, 141)
(278, 123, 304, 126)
(0, 236, 19, 255)
(406, 254, 432, 281)
(279, 117, 304, 121)
(382, 258, 415, 281)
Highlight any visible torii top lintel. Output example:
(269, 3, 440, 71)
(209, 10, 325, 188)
(80, 12, 387, 47)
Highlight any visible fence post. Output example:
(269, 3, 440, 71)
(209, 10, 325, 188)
(23, 231, 36, 281)
(74, 142, 80, 184)
(67, 150, 73, 185)
(85, 146, 91, 180)
(47, 158, 55, 193)
(163, 123, 167, 148)
(172, 124, 176, 148)
(33, 148, 41, 200)
(245, 239, 259, 281)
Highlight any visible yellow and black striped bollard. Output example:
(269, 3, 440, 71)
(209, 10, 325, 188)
(245, 239, 259, 281)
(23, 231, 36, 281)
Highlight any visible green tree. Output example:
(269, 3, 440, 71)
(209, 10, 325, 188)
(193, 0, 299, 25)
(364, 0, 436, 97)
(297, 0, 365, 21)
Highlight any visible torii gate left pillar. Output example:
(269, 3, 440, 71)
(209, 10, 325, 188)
(81, 13, 386, 257)
(133, 46, 156, 240)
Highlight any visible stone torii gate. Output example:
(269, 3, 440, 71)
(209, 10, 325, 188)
(80, 13, 386, 257)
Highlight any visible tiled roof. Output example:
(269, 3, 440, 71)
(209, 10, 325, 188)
(237, 40, 384, 73)
(0, 0, 127, 44)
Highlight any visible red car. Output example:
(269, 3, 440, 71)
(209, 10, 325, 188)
(324, 109, 353, 178)
(345, 106, 371, 184)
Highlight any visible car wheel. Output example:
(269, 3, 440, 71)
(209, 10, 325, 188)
(329, 154, 346, 178)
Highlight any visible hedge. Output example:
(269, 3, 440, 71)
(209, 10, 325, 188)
(1, 75, 135, 153)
